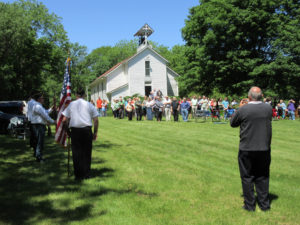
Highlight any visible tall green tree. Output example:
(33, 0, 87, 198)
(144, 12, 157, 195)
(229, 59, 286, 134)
(182, 0, 300, 98)
(79, 40, 138, 85)
(0, 0, 68, 101)
(41, 42, 88, 103)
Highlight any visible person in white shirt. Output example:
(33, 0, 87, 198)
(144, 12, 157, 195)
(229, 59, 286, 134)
(191, 96, 198, 118)
(201, 96, 209, 111)
(163, 96, 172, 121)
(31, 92, 55, 162)
(153, 89, 157, 98)
(27, 94, 37, 154)
(62, 88, 98, 180)
(146, 97, 154, 120)
(231, 99, 238, 108)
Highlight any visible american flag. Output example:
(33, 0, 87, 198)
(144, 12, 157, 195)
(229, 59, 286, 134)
(55, 58, 72, 146)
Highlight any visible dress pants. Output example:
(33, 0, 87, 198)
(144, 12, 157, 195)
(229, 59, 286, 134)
(29, 122, 37, 156)
(32, 124, 46, 158)
(127, 111, 133, 120)
(155, 110, 162, 121)
(119, 108, 124, 119)
(113, 109, 117, 118)
(173, 109, 179, 121)
(238, 150, 271, 210)
(71, 127, 93, 179)
(136, 107, 142, 120)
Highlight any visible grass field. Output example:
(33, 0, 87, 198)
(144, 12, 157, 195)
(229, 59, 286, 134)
(0, 117, 299, 225)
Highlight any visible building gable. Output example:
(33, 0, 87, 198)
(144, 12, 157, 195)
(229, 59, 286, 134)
(89, 46, 168, 88)
(128, 48, 168, 96)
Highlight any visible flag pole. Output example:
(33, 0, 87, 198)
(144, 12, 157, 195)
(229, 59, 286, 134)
(67, 136, 71, 177)
(55, 52, 72, 176)
(66, 55, 71, 177)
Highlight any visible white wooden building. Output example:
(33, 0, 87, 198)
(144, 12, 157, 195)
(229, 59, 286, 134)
(89, 24, 179, 102)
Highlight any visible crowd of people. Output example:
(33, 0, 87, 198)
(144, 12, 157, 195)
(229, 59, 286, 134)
(93, 93, 300, 122)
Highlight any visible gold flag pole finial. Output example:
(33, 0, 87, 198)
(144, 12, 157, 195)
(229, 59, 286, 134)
(67, 50, 71, 64)
(66, 50, 71, 75)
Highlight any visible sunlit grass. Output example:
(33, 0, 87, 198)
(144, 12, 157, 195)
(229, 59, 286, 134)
(0, 118, 299, 225)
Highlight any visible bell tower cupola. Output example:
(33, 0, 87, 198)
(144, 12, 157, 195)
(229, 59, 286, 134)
(134, 24, 154, 52)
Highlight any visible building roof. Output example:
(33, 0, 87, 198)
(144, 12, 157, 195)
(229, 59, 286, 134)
(134, 24, 154, 37)
(90, 46, 170, 87)
(167, 67, 180, 77)
(106, 83, 128, 95)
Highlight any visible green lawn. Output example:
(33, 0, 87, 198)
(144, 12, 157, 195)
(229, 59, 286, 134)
(0, 118, 299, 225)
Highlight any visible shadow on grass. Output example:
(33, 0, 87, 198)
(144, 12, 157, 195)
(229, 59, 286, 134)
(240, 192, 279, 206)
(90, 167, 115, 179)
(92, 141, 122, 153)
(269, 193, 278, 203)
(88, 182, 159, 198)
(0, 135, 153, 225)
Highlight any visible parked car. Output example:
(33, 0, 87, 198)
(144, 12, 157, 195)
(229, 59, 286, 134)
(0, 101, 28, 136)
(0, 101, 25, 115)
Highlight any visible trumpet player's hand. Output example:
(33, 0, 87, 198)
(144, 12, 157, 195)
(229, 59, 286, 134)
(239, 99, 248, 107)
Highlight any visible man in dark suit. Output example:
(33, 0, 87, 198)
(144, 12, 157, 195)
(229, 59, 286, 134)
(230, 87, 272, 212)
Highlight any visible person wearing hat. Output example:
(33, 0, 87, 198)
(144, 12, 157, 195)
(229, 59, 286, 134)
(62, 88, 99, 180)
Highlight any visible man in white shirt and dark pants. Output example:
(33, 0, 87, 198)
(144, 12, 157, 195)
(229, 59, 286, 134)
(62, 88, 99, 180)
(31, 92, 55, 162)
(27, 93, 37, 156)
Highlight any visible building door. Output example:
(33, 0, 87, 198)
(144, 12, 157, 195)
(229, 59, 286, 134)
(145, 86, 152, 96)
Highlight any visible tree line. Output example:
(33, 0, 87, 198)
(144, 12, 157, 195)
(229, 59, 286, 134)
(1, 0, 299, 103)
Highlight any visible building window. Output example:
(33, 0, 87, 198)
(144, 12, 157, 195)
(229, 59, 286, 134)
(145, 61, 150, 76)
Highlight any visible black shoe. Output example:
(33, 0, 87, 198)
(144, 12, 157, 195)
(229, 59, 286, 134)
(259, 207, 270, 212)
(242, 205, 255, 212)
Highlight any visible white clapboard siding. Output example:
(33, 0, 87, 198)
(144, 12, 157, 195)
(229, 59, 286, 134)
(91, 80, 108, 103)
(90, 45, 179, 102)
(128, 48, 167, 96)
(107, 66, 127, 94)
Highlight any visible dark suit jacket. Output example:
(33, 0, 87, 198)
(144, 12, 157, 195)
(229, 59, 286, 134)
(230, 102, 272, 151)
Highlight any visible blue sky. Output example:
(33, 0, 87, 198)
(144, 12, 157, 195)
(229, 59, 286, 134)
(4, 0, 199, 52)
